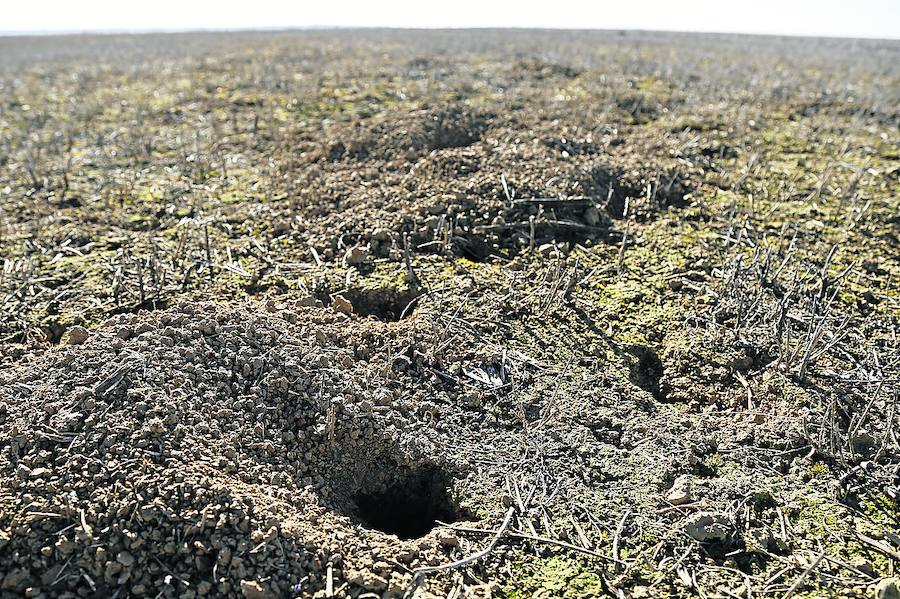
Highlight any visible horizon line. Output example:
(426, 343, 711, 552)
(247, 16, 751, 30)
(1, 25, 898, 42)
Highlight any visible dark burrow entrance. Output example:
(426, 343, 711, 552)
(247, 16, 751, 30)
(318, 286, 422, 321)
(628, 344, 666, 401)
(354, 467, 459, 539)
(346, 287, 421, 321)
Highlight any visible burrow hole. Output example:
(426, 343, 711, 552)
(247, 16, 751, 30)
(354, 467, 460, 539)
(628, 345, 666, 402)
(323, 286, 422, 322)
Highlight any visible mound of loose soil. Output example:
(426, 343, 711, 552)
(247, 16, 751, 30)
(0, 301, 467, 596)
(282, 104, 698, 263)
(1, 298, 683, 598)
(321, 104, 491, 161)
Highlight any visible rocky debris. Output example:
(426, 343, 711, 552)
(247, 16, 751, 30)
(343, 246, 368, 266)
(239, 579, 273, 599)
(297, 295, 325, 308)
(63, 325, 89, 345)
(666, 474, 693, 505)
(684, 512, 733, 543)
(331, 294, 354, 314)
(1, 568, 30, 592)
(537, 243, 561, 258)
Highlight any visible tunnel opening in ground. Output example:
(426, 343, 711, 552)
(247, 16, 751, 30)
(353, 467, 459, 539)
(628, 344, 666, 402)
(343, 287, 422, 322)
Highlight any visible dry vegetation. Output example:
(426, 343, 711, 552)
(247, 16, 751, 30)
(0, 29, 898, 599)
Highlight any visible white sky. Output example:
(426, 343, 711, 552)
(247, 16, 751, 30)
(3, 0, 899, 39)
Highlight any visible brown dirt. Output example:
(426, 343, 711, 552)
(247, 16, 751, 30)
(0, 29, 897, 599)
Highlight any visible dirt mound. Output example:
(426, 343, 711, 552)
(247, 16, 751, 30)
(1, 298, 678, 598)
(0, 301, 483, 596)
(321, 105, 491, 162)
(281, 106, 697, 263)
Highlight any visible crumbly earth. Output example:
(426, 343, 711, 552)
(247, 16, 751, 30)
(0, 30, 898, 598)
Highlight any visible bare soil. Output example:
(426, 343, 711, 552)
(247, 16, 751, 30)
(0, 29, 898, 599)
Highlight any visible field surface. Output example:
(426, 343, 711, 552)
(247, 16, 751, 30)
(0, 29, 898, 599)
